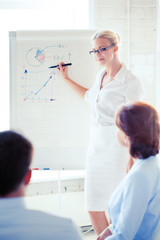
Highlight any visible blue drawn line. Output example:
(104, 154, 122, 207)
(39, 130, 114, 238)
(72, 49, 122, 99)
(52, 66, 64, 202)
(24, 75, 52, 100)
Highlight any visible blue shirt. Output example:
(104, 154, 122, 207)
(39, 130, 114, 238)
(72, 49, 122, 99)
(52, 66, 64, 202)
(107, 155, 160, 240)
(0, 197, 82, 240)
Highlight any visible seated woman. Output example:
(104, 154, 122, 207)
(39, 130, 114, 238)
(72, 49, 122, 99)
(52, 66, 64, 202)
(97, 102, 160, 240)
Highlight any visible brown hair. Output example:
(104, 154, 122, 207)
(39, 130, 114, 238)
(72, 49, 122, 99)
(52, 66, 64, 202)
(116, 102, 160, 159)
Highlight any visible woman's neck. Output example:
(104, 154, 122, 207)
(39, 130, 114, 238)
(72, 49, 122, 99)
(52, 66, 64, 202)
(105, 59, 122, 78)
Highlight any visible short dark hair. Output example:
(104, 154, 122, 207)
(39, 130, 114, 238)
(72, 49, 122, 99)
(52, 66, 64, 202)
(0, 130, 33, 196)
(116, 102, 160, 159)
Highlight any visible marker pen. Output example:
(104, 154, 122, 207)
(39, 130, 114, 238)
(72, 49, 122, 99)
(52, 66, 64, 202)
(49, 63, 72, 69)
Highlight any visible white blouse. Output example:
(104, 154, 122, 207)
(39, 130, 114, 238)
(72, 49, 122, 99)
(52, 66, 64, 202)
(84, 64, 143, 127)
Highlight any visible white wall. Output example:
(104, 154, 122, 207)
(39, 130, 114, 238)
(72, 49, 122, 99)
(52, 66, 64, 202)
(89, 0, 157, 106)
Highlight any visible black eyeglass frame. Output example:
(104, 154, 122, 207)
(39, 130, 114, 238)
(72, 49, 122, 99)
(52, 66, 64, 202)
(89, 44, 115, 55)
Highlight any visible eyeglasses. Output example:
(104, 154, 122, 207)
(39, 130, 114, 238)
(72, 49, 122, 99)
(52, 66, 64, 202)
(89, 44, 115, 55)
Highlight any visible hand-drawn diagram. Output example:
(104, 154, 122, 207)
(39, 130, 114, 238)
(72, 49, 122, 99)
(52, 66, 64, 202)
(26, 47, 45, 67)
(21, 44, 72, 102)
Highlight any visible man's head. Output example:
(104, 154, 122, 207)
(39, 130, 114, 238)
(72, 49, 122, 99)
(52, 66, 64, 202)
(0, 130, 33, 197)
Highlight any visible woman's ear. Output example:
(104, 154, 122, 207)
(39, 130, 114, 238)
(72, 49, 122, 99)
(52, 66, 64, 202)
(124, 135, 130, 146)
(24, 169, 32, 185)
(114, 45, 118, 52)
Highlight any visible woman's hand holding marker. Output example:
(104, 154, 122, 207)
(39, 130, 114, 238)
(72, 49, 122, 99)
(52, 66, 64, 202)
(58, 62, 69, 80)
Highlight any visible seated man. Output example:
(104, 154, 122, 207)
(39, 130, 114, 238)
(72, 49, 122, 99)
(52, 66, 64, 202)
(0, 130, 82, 240)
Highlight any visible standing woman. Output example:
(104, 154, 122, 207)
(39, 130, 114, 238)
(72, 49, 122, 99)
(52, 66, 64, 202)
(58, 29, 143, 235)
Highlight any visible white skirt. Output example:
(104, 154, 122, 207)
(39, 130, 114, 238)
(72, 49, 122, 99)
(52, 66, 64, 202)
(85, 125, 129, 211)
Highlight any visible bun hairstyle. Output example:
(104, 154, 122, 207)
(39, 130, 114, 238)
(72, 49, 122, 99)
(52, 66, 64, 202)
(115, 102, 160, 159)
(92, 29, 121, 45)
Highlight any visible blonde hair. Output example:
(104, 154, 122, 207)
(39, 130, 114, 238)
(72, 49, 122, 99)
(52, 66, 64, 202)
(91, 29, 121, 45)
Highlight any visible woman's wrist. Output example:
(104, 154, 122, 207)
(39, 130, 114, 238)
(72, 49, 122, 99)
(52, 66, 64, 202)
(63, 76, 70, 80)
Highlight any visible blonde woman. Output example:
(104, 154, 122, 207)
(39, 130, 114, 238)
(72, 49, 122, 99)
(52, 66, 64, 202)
(58, 29, 143, 235)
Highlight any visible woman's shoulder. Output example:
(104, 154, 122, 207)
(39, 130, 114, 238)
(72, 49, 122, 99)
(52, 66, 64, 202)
(122, 65, 144, 99)
(127, 71, 141, 84)
(126, 156, 160, 186)
(114, 63, 141, 86)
